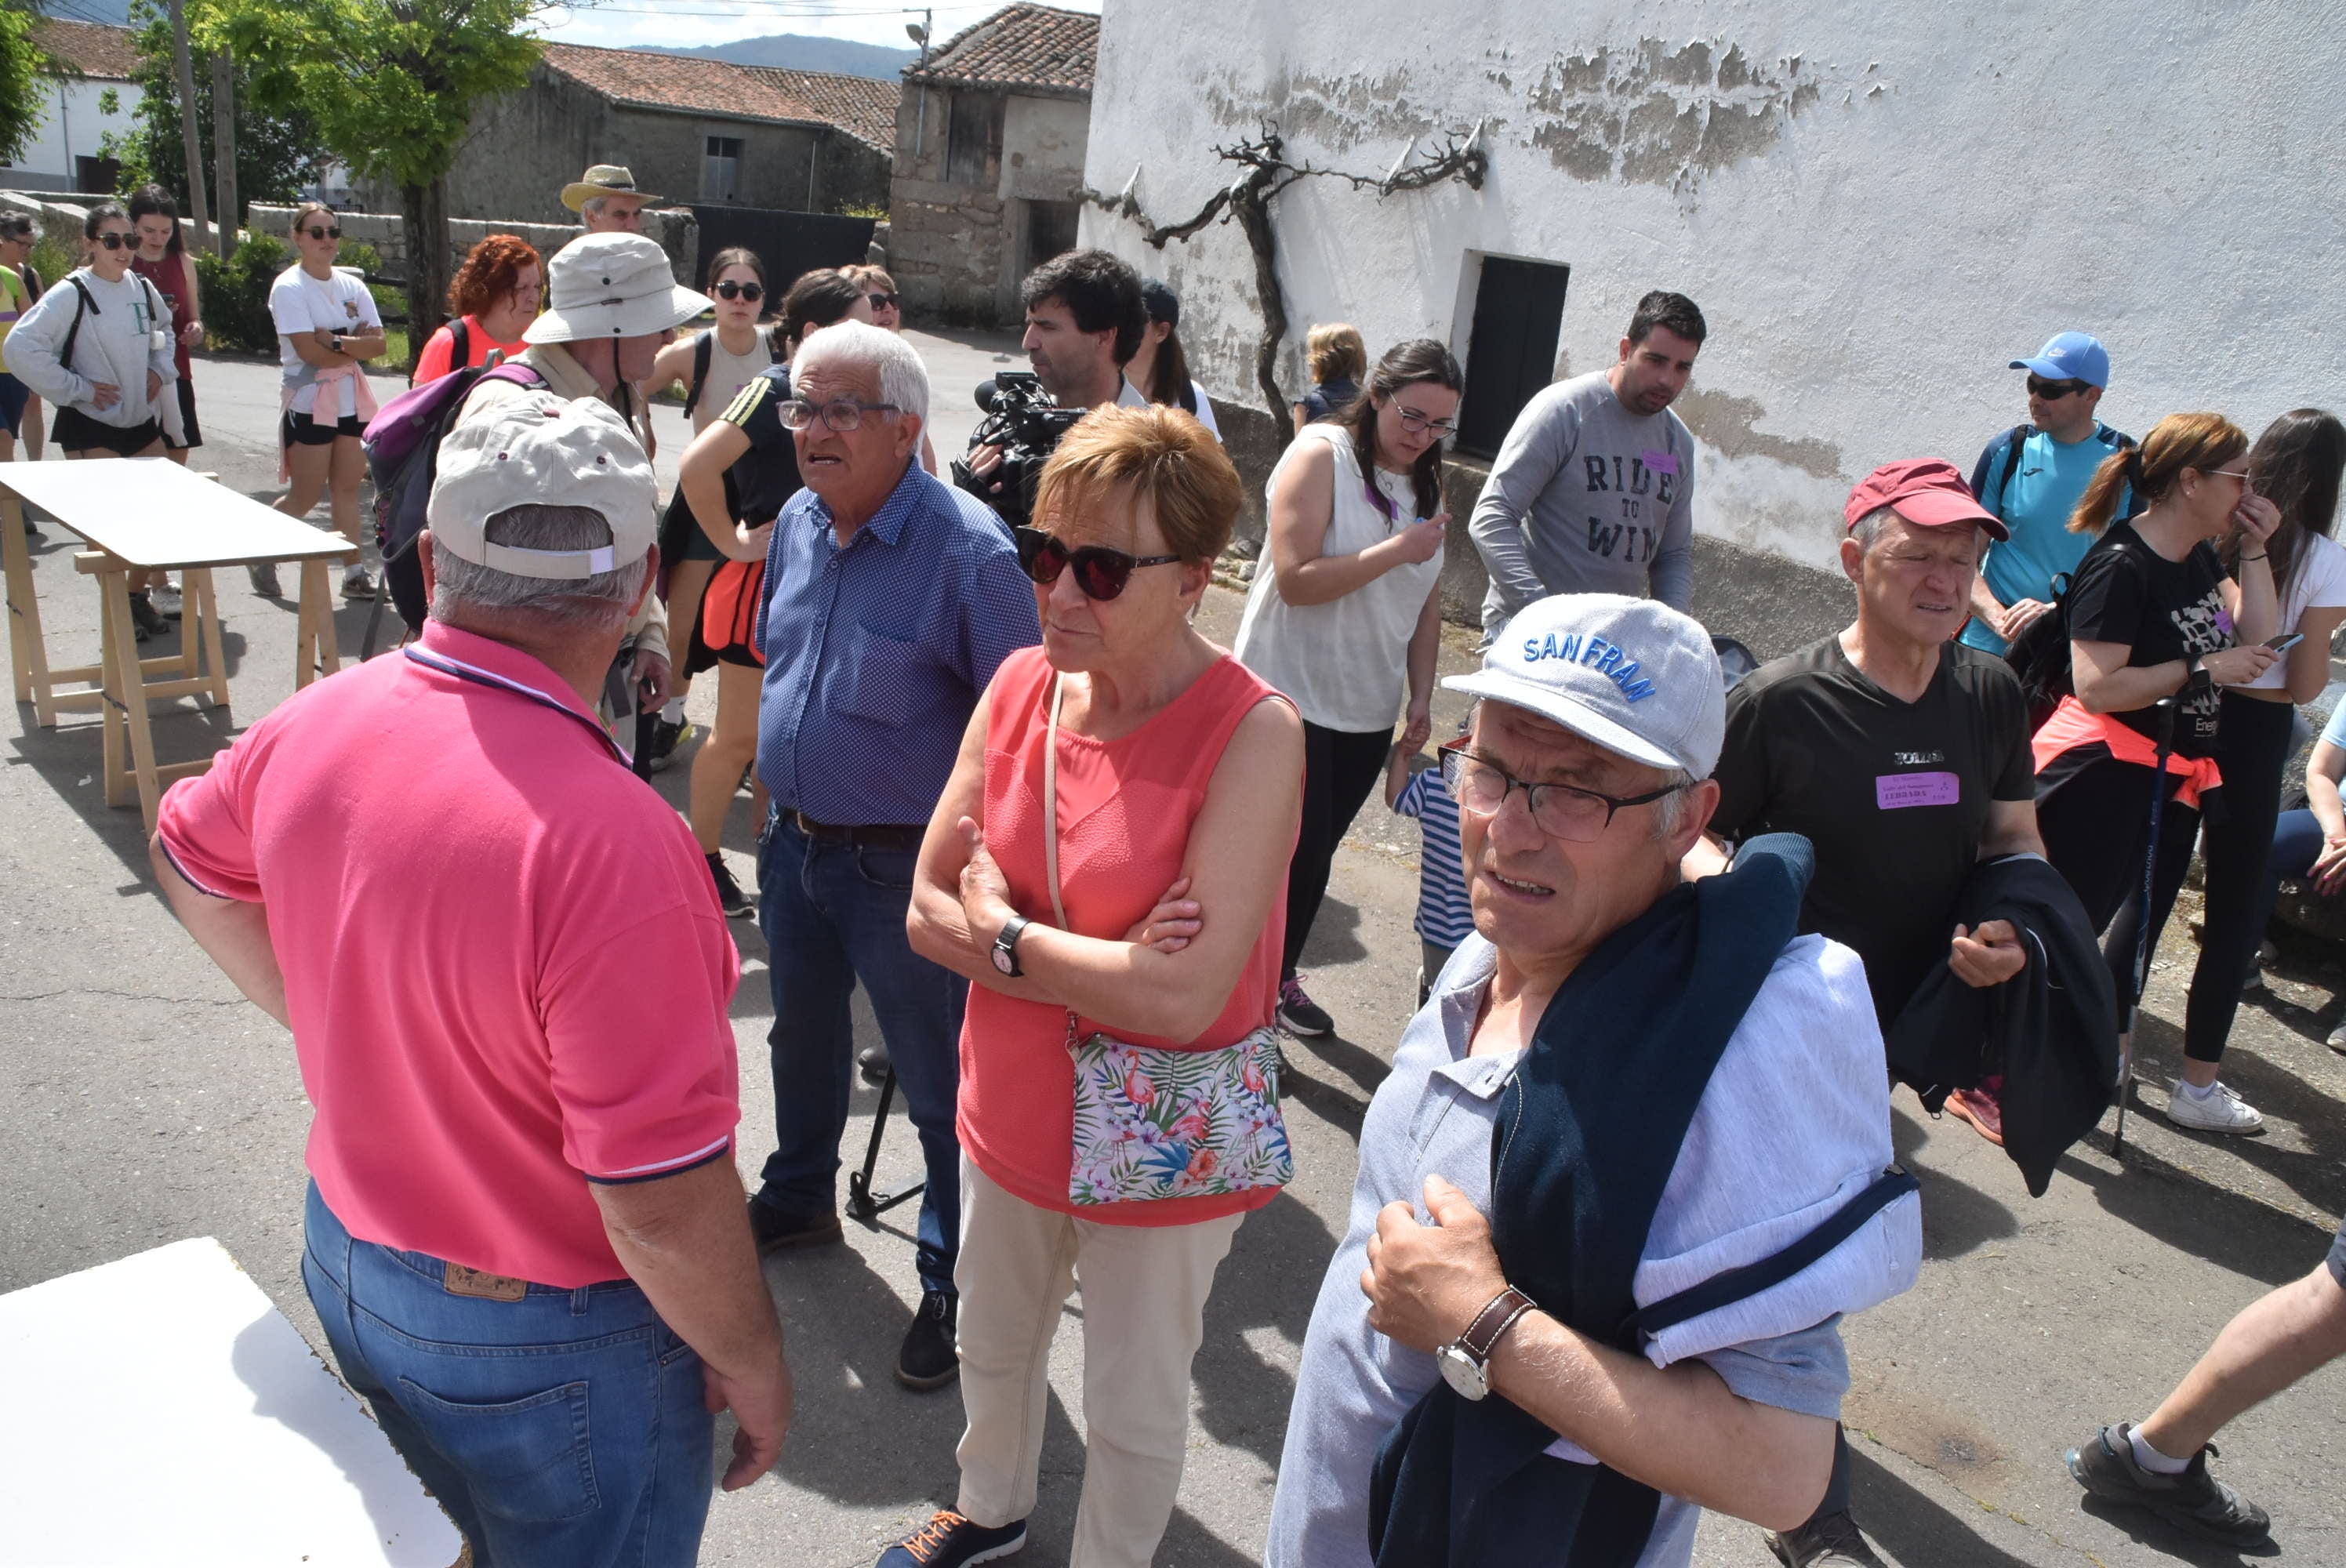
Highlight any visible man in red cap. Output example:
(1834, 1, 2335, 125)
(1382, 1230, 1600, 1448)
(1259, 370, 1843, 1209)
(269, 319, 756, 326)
(1694, 458, 2045, 1568)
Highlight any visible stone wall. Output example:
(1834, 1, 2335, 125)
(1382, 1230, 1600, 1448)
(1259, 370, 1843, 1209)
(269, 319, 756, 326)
(248, 204, 699, 290)
(888, 84, 1089, 326)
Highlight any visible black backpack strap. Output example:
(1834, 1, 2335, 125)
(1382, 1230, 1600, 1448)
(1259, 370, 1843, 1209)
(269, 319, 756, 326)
(1617, 1166, 1919, 1345)
(683, 330, 714, 418)
(58, 276, 96, 373)
(1994, 423, 2032, 513)
(448, 315, 470, 370)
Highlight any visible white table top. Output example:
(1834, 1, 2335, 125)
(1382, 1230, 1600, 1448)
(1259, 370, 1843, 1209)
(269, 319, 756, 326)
(0, 457, 359, 571)
(0, 1237, 463, 1566)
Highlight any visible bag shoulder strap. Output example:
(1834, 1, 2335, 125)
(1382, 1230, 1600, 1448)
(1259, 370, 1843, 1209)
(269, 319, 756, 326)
(58, 276, 95, 371)
(683, 330, 714, 418)
(1994, 423, 2032, 511)
(1616, 1166, 1919, 1344)
(448, 315, 470, 370)
(1044, 675, 1070, 929)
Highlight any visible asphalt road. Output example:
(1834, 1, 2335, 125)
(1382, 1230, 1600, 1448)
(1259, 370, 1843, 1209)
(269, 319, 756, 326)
(5, 340, 2346, 1567)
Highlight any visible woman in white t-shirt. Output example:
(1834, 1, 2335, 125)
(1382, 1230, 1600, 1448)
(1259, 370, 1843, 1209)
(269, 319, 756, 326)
(2206, 410, 2346, 1033)
(1127, 278, 1222, 442)
(263, 203, 385, 600)
(1233, 338, 1461, 1040)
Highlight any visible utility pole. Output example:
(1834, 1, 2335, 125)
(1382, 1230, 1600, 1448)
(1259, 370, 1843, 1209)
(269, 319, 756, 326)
(166, 0, 211, 249)
(908, 9, 932, 158)
(209, 48, 238, 258)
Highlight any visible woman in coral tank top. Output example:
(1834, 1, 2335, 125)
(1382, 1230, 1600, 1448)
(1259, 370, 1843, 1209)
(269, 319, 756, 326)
(899, 405, 1304, 1568)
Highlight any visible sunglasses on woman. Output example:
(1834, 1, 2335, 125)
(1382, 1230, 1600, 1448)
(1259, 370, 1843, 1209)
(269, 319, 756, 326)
(303, 225, 343, 241)
(1013, 526, 1179, 601)
(93, 233, 131, 251)
(868, 292, 899, 310)
(714, 281, 764, 302)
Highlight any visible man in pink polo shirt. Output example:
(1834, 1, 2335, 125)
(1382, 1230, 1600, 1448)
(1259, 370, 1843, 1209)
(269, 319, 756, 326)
(149, 396, 789, 1568)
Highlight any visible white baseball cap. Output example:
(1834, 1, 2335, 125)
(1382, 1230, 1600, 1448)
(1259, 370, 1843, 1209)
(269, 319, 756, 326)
(525, 232, 707, 345)
(1445, 595, 1724, 777)
(428, 395, 656, 579)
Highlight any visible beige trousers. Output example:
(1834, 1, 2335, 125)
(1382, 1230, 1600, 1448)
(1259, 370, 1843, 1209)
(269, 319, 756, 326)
(953, 1159, 1246, 1566)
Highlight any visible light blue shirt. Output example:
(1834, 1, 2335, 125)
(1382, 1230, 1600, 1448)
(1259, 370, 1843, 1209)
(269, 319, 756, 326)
(1264, 931, 1923, 1568)
(1963, 428, 2123, 655)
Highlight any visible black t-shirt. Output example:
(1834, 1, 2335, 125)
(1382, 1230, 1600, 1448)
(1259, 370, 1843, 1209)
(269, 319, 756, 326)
(1711, 635, 2035, 1027)
(717, 365, 804, 527)
(2062, 522, 2233, 757)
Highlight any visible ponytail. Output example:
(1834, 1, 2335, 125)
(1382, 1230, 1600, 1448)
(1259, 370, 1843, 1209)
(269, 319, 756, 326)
(2069, 411, 2245, 535)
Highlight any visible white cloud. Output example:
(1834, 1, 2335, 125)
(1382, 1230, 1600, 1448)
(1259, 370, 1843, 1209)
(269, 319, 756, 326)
(535, 0, 1102, 55)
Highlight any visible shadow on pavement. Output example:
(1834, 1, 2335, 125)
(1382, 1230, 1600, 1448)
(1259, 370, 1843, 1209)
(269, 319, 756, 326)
(1891, 1107, 2021, 1261)
(1298, 895, 1369, 969)
(1846, 1447, 2042, 1567)
(2057, 1137, 2334, 1290)
(2074, 1492, 2283, 1563)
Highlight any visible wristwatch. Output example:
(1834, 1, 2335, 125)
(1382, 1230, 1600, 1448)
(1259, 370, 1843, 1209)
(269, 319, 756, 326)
(329, 332, 346, 355)
(2184, 655, 2214, 696)
(990, 916, 1031, 978)
(1435, 1285, 1540, 1401)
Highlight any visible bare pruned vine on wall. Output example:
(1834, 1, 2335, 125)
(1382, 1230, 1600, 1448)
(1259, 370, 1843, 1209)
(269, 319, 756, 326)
(1078, 120, 1487, 439)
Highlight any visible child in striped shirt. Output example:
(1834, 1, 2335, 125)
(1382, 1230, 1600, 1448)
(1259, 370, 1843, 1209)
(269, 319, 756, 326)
(1386, 739, 1475, 1004)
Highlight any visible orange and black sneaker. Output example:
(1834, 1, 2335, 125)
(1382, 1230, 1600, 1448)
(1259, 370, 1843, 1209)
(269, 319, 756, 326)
(875, 1509, 1026, 1566)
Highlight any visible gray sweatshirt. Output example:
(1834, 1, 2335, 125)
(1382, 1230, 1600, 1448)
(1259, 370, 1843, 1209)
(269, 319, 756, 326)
(1468, 370, 1694, 638)
(2, 266, 179, 431)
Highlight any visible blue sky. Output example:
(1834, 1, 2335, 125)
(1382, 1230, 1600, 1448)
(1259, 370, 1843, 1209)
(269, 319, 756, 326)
(538, 0, 1102, 56)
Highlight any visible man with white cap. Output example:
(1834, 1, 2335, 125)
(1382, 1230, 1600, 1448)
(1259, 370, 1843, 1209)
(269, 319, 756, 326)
(147, 395, 790, 1566)
(564, 162, 662, 234)
(1264, 594, 1920, 1568)
(459, 230, 714, 742)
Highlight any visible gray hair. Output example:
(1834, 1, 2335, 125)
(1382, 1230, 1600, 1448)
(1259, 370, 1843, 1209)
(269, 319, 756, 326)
(791, 318, 931, 426)
(430, 503, 648, 632)
(579, 194, 608, 221)
(1847, 503, 1901, 554)
(1649, 767, 1698, 840)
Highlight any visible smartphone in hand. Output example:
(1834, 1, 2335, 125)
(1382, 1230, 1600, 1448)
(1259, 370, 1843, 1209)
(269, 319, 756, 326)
(2264, 632, 2306, 652)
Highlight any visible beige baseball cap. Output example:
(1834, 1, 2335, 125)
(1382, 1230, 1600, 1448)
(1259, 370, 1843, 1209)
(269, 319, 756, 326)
(428, 395, 656, 579)
(525, 232, 708, 345)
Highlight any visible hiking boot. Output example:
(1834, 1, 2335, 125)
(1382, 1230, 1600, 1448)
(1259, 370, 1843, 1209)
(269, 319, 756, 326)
(127, 591, 170, 639)
(859, 1042, 892, 1085)
(706, 851, 754, 920)
(2166, 1079, 2264, 1134)
(645, 716, 695, 772)
(150, 581, 183, 619)
(341, 563, 377, 601)
(875, 1510, 1025, 1567)
(2066, 1421, 2271, 1543)
(247, 561, 282, 598)
(1942, 1085, 2004, 1146)
(897, 1289, 959, 1391)
(1763, 1509, 1887, 1566)
(746, 1196, 842, 1254)
(1277, 975, 1334, 1037)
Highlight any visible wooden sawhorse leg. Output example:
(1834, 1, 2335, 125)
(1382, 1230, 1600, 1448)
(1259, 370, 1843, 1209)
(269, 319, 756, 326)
(2, 488, 58, 725)
(293, 557, 343, 690)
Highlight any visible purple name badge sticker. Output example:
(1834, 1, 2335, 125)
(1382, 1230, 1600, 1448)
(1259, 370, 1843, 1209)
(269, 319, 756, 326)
(1642, 449, 1680, 476)
(1876, 771, 1960, 810)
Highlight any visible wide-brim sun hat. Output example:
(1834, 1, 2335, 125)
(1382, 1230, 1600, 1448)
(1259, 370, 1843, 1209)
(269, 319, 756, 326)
(525, 232, 709, 345)
(560, 164, 663, 213)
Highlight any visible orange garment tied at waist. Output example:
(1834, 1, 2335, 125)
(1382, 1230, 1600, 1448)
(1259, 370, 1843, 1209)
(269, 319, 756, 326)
(2032, 694, 2223, 810)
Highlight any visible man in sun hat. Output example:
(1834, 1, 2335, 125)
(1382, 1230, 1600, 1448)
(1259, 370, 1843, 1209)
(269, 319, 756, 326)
(1700, 457, 2044, 1566)
(563, 162, 664, 233)
(1265, 592, 1920, 1568)
(456, 230, 714, 740)
(149, 394, 790, 1566)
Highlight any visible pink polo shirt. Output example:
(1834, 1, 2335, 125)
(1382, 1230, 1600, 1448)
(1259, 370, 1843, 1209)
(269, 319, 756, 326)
(156, 622, 741, 1287)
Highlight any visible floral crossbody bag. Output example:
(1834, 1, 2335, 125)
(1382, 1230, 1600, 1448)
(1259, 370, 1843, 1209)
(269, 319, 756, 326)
(1042, 677, 1295, 1207)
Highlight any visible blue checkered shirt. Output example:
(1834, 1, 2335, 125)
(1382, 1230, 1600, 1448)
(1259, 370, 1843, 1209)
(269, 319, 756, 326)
(754, 459, 1040, 826)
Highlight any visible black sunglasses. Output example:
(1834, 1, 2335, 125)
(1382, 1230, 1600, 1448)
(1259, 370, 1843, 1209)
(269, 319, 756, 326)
(93, 233, 130, 250)
(2027, 375, 2090, 400)
(868, 291, 899, 310)
(303, 225, 343, 241)
(1013, 526, 1179, 601)
(714, 280, 764, 302)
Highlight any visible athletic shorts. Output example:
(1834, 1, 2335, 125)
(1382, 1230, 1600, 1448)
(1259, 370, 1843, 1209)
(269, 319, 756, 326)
(49, 405, 161, 456)
(0, 372, 27, 437)
(281, 409, 365, 448)
(164, 376, 202, 451)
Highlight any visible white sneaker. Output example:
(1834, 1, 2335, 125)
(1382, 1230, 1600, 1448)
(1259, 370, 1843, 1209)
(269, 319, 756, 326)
(340, 564, 377, 601)
(2166, 1080, 2265, 1134)
(2326, 1020, 2346, 1054)
(151, 582, 183, 619)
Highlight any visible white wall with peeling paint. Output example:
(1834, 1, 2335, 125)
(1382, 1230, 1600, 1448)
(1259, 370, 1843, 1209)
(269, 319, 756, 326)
(1080, 0, 2346, 583)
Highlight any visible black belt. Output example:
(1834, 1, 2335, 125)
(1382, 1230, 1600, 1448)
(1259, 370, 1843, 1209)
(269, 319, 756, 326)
(786, 811, 926, 850)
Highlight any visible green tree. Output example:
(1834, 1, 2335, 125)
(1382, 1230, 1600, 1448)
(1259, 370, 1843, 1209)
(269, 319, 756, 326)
(101, 2, 323, 222)
(0, 2, 55, 167)
(198, 0, 547, 365)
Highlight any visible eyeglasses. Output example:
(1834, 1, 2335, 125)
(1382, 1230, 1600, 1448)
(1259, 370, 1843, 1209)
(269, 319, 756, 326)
(1013, 525, 1180, 601)
(1439, 742, 1685, 843)
(93, 233, 130, 251)
(775, 397, 901, 433)
(2027, 376, 2090, 400)
(868, 292, 899, 310)
(2206, 469, 2253, 483)
(714, 281, 763, 302)
(303, 225, 343, 241)
(1393, 402, 1458, 437)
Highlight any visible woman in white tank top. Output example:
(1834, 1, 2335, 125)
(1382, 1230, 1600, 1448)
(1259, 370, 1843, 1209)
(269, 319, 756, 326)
(1233, 339, 1463, 1039)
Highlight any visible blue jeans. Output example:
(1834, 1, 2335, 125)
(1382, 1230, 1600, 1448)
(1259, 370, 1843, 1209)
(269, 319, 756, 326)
(300, 1183, 714, 1568)
(756, 810, 966, 1294)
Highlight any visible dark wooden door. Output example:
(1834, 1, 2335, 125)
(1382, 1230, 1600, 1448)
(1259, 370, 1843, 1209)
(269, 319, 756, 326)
(1456, 256, 1570, 459)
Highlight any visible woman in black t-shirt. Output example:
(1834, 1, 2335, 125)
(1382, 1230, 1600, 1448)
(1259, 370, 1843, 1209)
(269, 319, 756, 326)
(2035, 412, 2281, 1134)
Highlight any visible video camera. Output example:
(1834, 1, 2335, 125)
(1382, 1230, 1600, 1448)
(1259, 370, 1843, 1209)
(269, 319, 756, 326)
(950, 371, 1087, 531)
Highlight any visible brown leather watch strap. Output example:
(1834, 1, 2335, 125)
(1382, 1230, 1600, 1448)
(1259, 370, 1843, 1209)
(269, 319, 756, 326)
(1458, 1284, 1540, 1362)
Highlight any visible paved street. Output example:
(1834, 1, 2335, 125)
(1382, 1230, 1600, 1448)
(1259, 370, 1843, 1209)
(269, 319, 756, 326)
(5, 341, 2346, 1566)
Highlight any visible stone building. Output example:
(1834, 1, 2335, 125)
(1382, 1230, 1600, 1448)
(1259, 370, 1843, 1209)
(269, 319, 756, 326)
(888, 3, 1095, 325)
(0, 20, 142, 195)
(439, 43, 896, 227)
(1080, 0, 2346, 645)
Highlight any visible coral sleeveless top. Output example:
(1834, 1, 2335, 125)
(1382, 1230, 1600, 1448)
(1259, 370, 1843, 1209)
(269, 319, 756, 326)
(958, 644, 1296, 1226)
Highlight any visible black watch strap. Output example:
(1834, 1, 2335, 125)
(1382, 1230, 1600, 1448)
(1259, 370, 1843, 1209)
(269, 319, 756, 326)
(2186, 656, 2213, 695)
(992, 915, 1030, 977)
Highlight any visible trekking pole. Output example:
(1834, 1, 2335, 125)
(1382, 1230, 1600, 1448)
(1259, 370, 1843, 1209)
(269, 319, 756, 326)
(2115, 695, 2181, 1160)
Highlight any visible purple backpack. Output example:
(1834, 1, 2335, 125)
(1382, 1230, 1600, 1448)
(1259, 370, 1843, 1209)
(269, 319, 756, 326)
(364, 359, 546, 635)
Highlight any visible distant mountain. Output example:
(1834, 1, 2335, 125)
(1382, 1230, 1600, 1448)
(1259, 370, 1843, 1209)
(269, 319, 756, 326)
(648, 34, 918, 81)
(43, 0, 134, 23)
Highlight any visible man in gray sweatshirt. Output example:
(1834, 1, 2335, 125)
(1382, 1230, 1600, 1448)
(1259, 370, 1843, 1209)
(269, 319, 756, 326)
(1469, 290, 1705, 640)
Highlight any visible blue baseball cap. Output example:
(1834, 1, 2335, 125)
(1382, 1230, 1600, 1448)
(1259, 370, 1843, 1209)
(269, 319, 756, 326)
(2010, 332, 2110, 388)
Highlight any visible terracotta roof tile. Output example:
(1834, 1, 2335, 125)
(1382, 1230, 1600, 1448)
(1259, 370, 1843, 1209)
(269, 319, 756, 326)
(907, 3, 1096, 98)
(543, 42, 831, 130)
(741, 67, 899, 152)
(30, 19, 139, 83)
